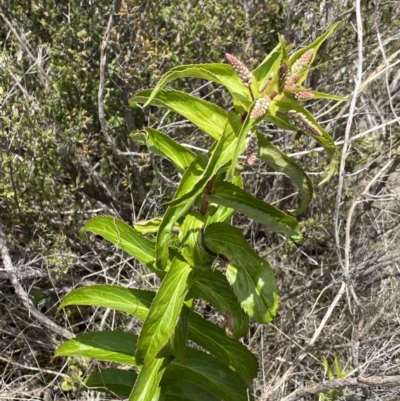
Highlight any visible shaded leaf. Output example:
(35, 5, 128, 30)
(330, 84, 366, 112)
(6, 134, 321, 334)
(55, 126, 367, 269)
(179, 213, 215, 270)
(83, 368, 137, 398)
(256, 132, 313, 215)
(163, 348, 253, 401)
(204, 223, 279, 323)
(190, 270, 248, 338)
(207, 181, 299, 237)
(187, 311, 258, 385)
(162, 380, 220, 401)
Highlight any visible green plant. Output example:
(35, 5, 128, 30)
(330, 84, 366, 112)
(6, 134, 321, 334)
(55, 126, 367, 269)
(55, 23, 344, 400)
(319, 357, 353, 400)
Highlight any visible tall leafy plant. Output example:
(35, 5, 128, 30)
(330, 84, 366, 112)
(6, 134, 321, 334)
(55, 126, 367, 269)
(55, 23, 344, 401)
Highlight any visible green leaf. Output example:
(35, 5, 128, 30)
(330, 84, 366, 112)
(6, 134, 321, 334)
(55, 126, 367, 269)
(179, 213, 215, 270)
(207, 181, 300, 237)
(206, 174, 243, 224)
(156, 155, 208, 269)
(132, 127, 196, 173)
(163, 348, 253, 401)
(166, 111, 241, 207)
(55, 331, 138, 366)
(131, 89, 228, 139)
(59, 285, 154, 320)
(84, 217, 160, 275)
(187, 311, 258, 385)
(83, 368, 137, 398)
(162, 380, 220, 401)
(323, 358, 335, 381)
(252, 44, 282, 96)
(134, 217, 163, 235)
(256, 132, 313, 215)
(135, 255, 197, 366)
(289, 21, 341, 86)
(139, 64, 251, 111)
(275, 98, 338, 184)
(129, 356, 172, 401)
(190, 270, 249, 338)
(204, 223, 279, 323)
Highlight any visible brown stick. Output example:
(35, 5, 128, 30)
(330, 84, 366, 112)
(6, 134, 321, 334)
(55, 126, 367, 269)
(0, 222, 74, 340)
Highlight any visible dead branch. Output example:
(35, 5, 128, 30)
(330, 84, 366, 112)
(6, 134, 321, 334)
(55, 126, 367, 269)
(280, 374, 400, 401)
(0, 221, 74, 340)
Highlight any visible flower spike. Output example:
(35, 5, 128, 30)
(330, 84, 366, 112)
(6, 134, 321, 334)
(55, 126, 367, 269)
(287, 110, 321, 136)
(225, 53, 252, 86)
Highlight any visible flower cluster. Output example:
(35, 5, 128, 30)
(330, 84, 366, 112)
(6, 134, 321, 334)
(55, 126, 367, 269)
(291, 49, 313, 74)
(294, 91, 315, 100)
(225, 53, 252, 87)
(246, 132, 258, 165)
(250, 98, 270, 119)
(287, 110, 321, 136)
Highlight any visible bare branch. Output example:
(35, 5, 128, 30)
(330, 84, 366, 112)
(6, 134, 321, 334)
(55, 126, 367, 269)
(0, 222, 74, 340)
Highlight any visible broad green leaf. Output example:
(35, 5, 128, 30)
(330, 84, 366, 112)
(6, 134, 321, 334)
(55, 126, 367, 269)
(204, 223, 279, 323)
(190, 270, 248, 338)
(289, 21, 341, 86)
(252, 43, 282, 96)
(129, 356, 171, 401)
(135, 255, 197, 366)
(275, 98, 338, 184)
(166, 111, 242, 207)
(163, 348, 253, 401)
(83, 368, 137, 398)
(131, 89, 228, 139)
(207, 181, 299, 237)
(55, 331, 138, 366)
(59, 285, 154, 320)
(256, 132, 313, 215)
(207, 174, 242, 224)
(156, 155, 208, 269)
(187, 311, 258, 385)
(140, 64, 251, 111)
(162, 380, 220, 401)
(84, 217, 160, 275)
(179, 213, 215, 270)
(132, 127, 196, 173)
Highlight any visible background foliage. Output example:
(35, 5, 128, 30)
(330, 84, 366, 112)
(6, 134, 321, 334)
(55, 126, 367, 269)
(1, 0, 400, 400)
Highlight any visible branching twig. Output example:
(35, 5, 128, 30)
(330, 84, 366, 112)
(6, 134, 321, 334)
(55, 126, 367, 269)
(0, 222, 74, 340)
(281, 374, 400, 401)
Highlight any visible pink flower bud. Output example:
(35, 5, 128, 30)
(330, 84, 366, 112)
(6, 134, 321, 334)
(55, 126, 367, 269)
(246, 132, 258, 165)
(287, 110, 321, 136)
(225, 53, 252, 86)
(294, 91, 315, 100)
(250, 98, 270, 119)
